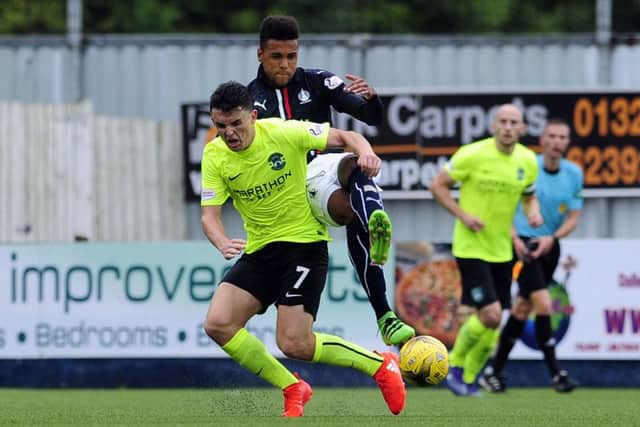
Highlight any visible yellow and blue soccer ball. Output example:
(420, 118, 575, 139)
(398, 335, 449, 386)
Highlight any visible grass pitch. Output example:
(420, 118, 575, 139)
(1, 387, 637, 426)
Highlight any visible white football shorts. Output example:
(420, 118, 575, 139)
(306, 152, 355, 227)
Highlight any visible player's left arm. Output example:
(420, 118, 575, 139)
(319, 71, 383, 125)
(326, 128, 380, 177)
(521, 193, 543, 228)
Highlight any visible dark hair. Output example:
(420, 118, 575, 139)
(259, 15, 299, 48)
(545, 117, 570, 128)
(209, 81, 252, 113)
(544, 117, 571, 136)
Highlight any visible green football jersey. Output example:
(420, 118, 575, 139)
(445, 138, 538, 262)
(201, 118, 330, 254)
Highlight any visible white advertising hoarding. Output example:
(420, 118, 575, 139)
(0, 242, 394, 358)
(2, 240, 638, 360)
(510, 239, 640, 360)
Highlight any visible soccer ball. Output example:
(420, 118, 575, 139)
(398, 335, 449, 386)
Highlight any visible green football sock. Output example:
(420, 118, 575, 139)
(448, 314, 488, 368)
(222, 328, 297, 390)
(463, 327, 500, 384)
(312, 332, 383, 376)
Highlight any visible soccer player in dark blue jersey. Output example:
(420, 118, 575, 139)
(247, 15, 414, 346)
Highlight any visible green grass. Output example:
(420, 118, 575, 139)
(1, 387, 637, 426)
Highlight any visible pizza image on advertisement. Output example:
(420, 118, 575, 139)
(395, 242, 462, 348)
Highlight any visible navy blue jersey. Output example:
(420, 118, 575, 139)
(247, 66, 383, 126)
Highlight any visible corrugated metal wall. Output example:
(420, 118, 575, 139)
(5, 34, 640, 120)
(1, 34, 639, 241)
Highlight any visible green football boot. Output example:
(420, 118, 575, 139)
(368, 209, 392, 265)
(378, 311, 416, 346)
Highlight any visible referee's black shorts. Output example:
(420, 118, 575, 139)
(516, 236, 560, 299)
(221, 241, 328, 319)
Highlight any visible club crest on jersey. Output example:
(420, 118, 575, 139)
(471, 287, 484, 303)
(517, 167, 524, 180)
(268, 152, 286, 170)
(324, 75, 343, 90)
(298, 88, 311, 104)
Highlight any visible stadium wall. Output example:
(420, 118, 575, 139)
(2, 35, 640, 242)
(1, 358, 639, 388)
(0, 102, 186, 243)
(1, 240, 638, 388)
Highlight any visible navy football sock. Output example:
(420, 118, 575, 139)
(346, 221, 392, 319)
(348, 168, 384, 229)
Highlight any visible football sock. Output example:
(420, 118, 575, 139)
(348, 167, 384, 230)
(463, 327, 500, 384)
(312, 332, 383, 376)
(491, 315, 526, 374)
(346, 221, 392, 318)
(448, 314, 487, 368)
(535, 314, 560, 377)
(222, 328, 298, 389)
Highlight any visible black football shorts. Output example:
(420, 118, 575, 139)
(455, 257, 514, 309)
(221, 241, 329, 319)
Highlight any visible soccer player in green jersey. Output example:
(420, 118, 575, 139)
(430, 103, 543, 396)
(200, 81, 405, 417)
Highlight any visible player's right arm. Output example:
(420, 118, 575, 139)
(200, 143, 246, 260)
(430, 169, 484, 231)
(201, 205, 246, 260)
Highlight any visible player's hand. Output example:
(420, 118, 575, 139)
(513, 236, 529, 260)
(357, 152, 381, 177)
(220, 238, 246, 260)
(460, 212, 484, 231)
(344, 73, 377, 100)
(528, 211, 544, 227)
(530, 235, 555, 258)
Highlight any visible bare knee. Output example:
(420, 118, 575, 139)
(477, 303, 502, 329)
(203, 312, 236, 345)
(276, 330, 315, 361)
(511, 297, 532, 321)
(327, 189, 354, 225)
(530, 289, 552, 315)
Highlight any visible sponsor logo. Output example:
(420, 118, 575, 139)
(324, 76, 343, 90)
(308, 124, 324, 137)
(268, 153, 286, 171)
(517, 167, 524, 180)
(201, 189, 216, 201)
(618, 273, 640, 287)
(233, 170, 292, 201)
(228, 173, 242, 181)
